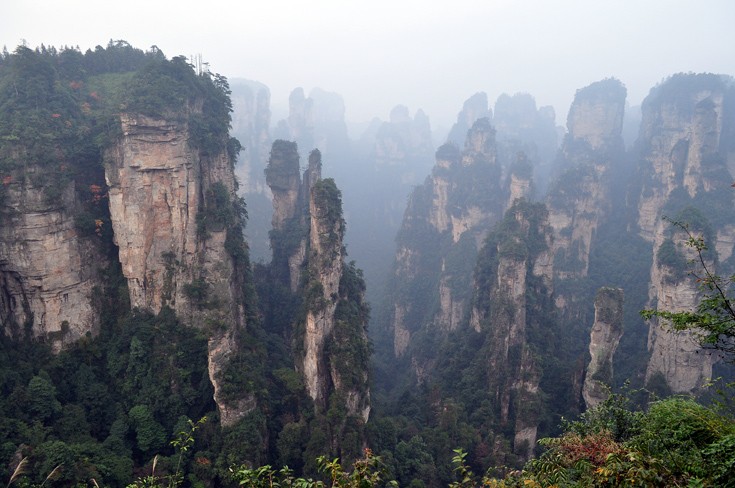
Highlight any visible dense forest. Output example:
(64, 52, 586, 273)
(0, 41, 260, 486)
(0, 41, 372, 487)
(1, 41, 735, 488)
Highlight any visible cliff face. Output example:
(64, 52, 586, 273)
(635, 74, 735, 394)
(547, 79, 626, 280)
(229, 80, 273, 263)
(447, 92, 491, 146)
(231, 79, 271, 195)
(106, 114, 196, 313)
(583, 287, 624, 409)
(265, 140, 308, 292)
(303, 180, 344, 408)
(390, 118, 503, 362)
(507, 152, 533, 211)
(265, 143, 370, 422)
(374, 105, 433, 173)
(565, 89, 625, 154)
(493, 93, 559, 190)
(266, 140, 302, 232)
(0, 170, 104, 350)
(637, 74, 735, 240)
(273, 88, 350, 167)
(104, 112, 248, 426)
(304, 180, 370, 421)
(432, 119, 500, 244)
(106, 114, 239, 313)
(470, 200, 554, 459)
(646, 226, 715, 393)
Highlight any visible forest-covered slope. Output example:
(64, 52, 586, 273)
(0, 42, 369, 487)
(2, 40, 735, 488)
(364, 73, 735, 486)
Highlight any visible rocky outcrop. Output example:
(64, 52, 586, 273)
(265, 142, 370, 422)
(583, 287, 624, 409)
(266, 140, 302, 232)
(273, 87, 350, 166)
(470, 200, 554, 459)
(374, 105, 433, 172)
(447, 92, 491, 146)
(645, 226, 715, 393)
(265, 140, 310, 292)
(493, 93, 559, 184)
(506, 152, 533, 211)
(229, 79, 273, 262)
(302, 179, 370, 420)
(265, 142, 324, 290)
(548, 79, 626, 279)
(312, 181, 371, 419)
(106, 114, 237, 313)
(230, 79, 271, 195)
(635, 74, 735, 394)
(0, 170, 104, 350)
(104, 112, 247, 426)
(542, 80, 627, 419)
(389, 118, 503, 362)
(636, 74, 735, 241)
(566, 88, 625, 154)
(303, 179, 344, 408)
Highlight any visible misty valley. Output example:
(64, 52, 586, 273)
(1, 41, 735, 487)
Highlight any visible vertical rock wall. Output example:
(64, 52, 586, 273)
(635, 74, 735, 393)
(265, 140, 308, 292)
(390, 118, 503, 364)
(547, 79, 626, 280)
(266, 142, 370, 421)
(231, 80, 271, 195)
(303, 180, 344, 408)
(637, 76, 735, 240)
(470, 200, 554, 459)
(105, 112, 247, 426)
(0, 170, 103, 350)
(105, 114, 199, 313)
(583, 287, 624, 409)
(645, 227, 715, 393)
(446, 92, 492, 146)
(304, 177, 370, 420)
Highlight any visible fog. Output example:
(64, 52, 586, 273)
(4, 0, 734, 129)
(3, 4, 735, 477)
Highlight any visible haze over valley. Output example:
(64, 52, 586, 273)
(1, 1, 735, 486)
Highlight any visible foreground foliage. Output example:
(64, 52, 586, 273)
(469, 393, 735, 487)
(223, 393, 735, 488)
(230, 449, 396, 488)
(642, 218, 735, 359)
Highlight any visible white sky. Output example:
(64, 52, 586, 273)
(3, 0, 734, 129)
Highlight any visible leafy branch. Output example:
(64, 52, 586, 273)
(641, 218, 735, 358)
(127, 416, 207, 488)
(230, 449, 395, 488)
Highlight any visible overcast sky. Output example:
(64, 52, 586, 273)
(3, 0, 734, 129)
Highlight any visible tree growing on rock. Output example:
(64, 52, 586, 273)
(642, 218, 735, 360)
